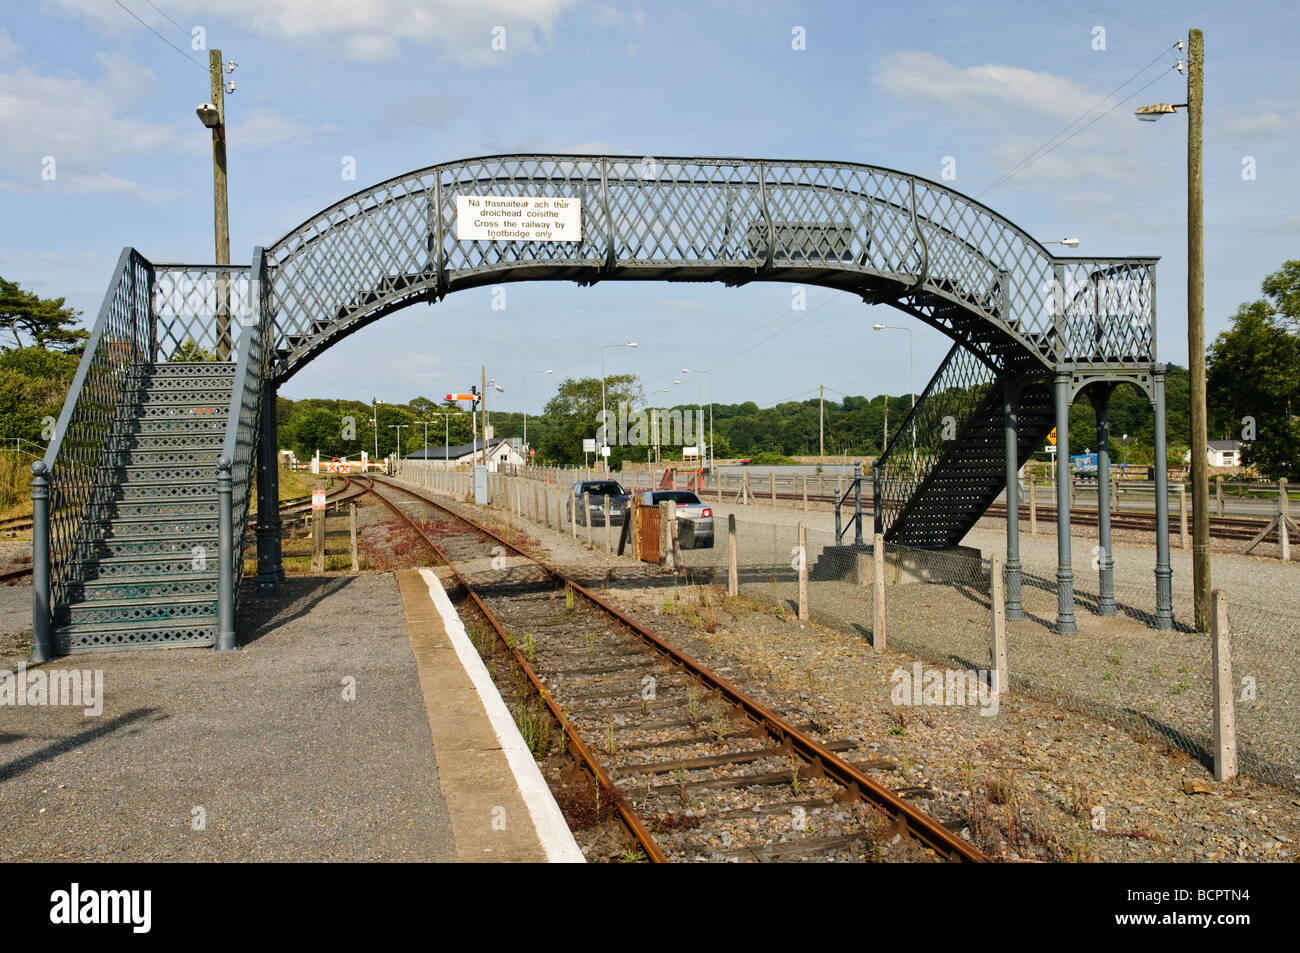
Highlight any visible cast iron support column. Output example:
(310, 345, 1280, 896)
(1003, 377, 1026, 620)
(1054, 372, 1077, 634)
(216, 457, 237, 651)
(256, 382, 284, 591)
(1152, 367, 1174, 629)
(1090, 384, 1117, 615)
(29, 461, 53, 663)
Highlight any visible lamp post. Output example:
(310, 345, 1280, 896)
(1041, 238, 1081, 248)
(1136, 29, 1210, 630)
(873, 324, 915, 469)
(681, 368, 714, 474)
(524, 369, 552, 456)
(388, 424, 407, 469)
(371, 399, 383, 469)
(485, 379, 504, 466)
(601, 342, 638, 469)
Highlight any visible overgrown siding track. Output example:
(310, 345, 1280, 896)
(351, 474, 985, 863)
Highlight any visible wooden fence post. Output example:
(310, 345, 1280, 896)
(311, 511, 325, 573)
(1211, 590, 1238, 781)
(769, 472, 776, 506)
(584, 492, 593, 547)
(1216, 476, 1224, 518)
(802, 475, 808, 512)
(604, 494, 612, 553)
(727, 514, 738, 597)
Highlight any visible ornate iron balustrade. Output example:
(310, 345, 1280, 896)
(874, 342, 1000, 537)
(218, 248, 274, 623)
(249, 155, 1156, 380)
(39, 248, 153, 617)
(151, 263, 254, 363)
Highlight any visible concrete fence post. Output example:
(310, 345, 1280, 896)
(1179, 483, 1189, 550)
(1028, 477, 1037, 536)
(604, 493, 612, 553)
(797, 521, 809, 621)
(1216, 476, 1224, 518)
(570, 489, 577, 538)
(802, 475, 808, 511)
(1211, 590, 1238, 781)
(1279, 478, 1291, 562)
(311, 509, 325, 573)
(584, 492, 593, 547)
(349, 503, 359, 572)
(727, 514, 738, 597)
(872, 532, 886, 650)
(990, 554, 1008, 696)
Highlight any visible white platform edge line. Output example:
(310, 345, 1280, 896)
(417, 568, 585, 863)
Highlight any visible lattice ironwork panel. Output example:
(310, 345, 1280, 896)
(247, 155, 1157, 377)
(42, 248, 153, 613)
(876, 342, 999, 537)
(151, 264, 254, 363)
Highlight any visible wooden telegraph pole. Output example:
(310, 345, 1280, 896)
(1186, 29, 1211, 631)
(208, 50, 231, 359)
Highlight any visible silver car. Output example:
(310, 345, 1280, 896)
(640, 489, 714, 548)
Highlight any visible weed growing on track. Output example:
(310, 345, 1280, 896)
(565, 584, 575, 611)
(789, 755, 803, 795)
(513, 702, 551, 758)
(604, 715, 619, 755)
(686, 684, 702, 725)
(523, 632, 536, 662)
(585, 630, 596, 655)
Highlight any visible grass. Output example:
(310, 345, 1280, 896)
(0, 451, 36, 521)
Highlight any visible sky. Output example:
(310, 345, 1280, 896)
(2, 0, 1297, 415)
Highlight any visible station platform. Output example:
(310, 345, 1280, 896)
(0, 571, 582, 863)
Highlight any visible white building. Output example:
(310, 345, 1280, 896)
(1183, 440, 1243, 468)
(402, 437, 524, 470)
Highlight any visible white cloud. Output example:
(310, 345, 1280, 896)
(0, 26, 18, 63)
(1219, 100, 1300, 138)
(229, 105, 319, 149)
(873, 51, 1100, 121)
(49, 0, 591, 66)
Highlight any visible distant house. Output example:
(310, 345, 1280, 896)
(402, 437, 524, 470)
(1182, 440, 1243, 468)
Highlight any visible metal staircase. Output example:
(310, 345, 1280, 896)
(53, 363, 235, 651)
(31, 247, 274, 657)
(875, 343, 1052, 549)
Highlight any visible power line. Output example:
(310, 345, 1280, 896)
(977, 46, 1180, 198)
(142, 0, 190, 38)
(1082, 0, 1163, 38)
(643, 286, 838, 390)
(701, 292, 839, 375)
(1036, 0, 1166, 59)
(113, 0, 205, 70)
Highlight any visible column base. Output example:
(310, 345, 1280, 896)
(1097, 557, 1117, 616)
(1153, 565, 1174, 630)
(1005, 557, 1027, 620)
(1055, 567, 1078, 634)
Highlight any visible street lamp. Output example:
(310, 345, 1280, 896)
(600, 342, 638, 469)
(371, 399, 384, 469)
(485, 380, 504, 466)
(873, 324, 915, 469)
(681, 368, 714, 474)
(524, 369, 552, 458)
(388, 424, 407, 470)
(1042, 238, 1081, 248)
(1136, 30, 1210, 630)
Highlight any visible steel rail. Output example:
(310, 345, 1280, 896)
(359, 474, 986, 863)
(348, 475, 668, 862)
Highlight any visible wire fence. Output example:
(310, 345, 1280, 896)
(403, 462, 1300, 792)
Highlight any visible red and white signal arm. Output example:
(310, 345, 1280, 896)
(311, 490, 326, 510)
(529, 448, 535, 457)
(445, 393, 479, 403)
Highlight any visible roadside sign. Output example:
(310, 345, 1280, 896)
(1046, 427, 1057, 446)
(445, 393, 478, 403)
(582, 438, 596, 453)
(311, 490, 326, 510)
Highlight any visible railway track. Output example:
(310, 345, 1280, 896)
(349, 473, 985, 864)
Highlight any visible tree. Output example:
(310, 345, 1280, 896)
(538, 374, 642, 465)
(1207, 265, 1300, 480)
(0, 277, 87, 352)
